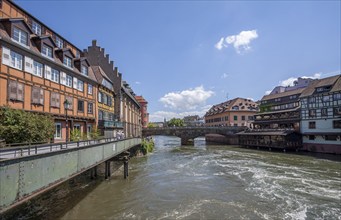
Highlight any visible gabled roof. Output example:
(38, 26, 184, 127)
(300, 75, 340, 97)
(74, 57, 90, 66)
(0, 18, 33, 34)
(205, 98, 258, 116)
(31, 35, 57, 47)
(55, 48, 75, 58)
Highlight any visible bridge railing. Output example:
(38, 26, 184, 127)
(0, 137, 141, 212)
(0, 137, 130, 160)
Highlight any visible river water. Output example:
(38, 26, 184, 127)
(60, 136, 341, 220)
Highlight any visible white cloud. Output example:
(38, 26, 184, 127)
(265, 90, 272, 95)
(221, 73, 229, 79)
(159, 86, 214, 111)
(149, 105, 212, 122)
(215, 37, 227, 50)
(215, 30, 258, 54)
(135, 81, 141, 85)
(279, 73, 321, 87)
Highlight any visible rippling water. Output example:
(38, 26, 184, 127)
(61, 136, 341, 220)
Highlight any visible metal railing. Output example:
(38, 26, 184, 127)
(0, 136, 129, 160)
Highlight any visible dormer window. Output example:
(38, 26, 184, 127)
(42, 44, 53, 58)
(81, 65, 88, 76)
(31, 20, 41, 35)
(13, 27, 28, 46)
(63, 56, 72, 68)
(56, 36, 63, 48)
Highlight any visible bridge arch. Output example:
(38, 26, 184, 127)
(142, 127, 245, 145)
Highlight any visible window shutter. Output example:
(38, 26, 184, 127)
(55, 93, 60, 108)
(24, 56, 34, 73)
(8, 81, 17, 100)
(45, 65, 52, 80)
(60, 72, 66, 85)
(32, 87, 39, 103)
(2, 47, 11, 66)
(51, 93, 55, 107)
(39, 88, 44, 105)
(73, 77, 78, 89)
(17, 83, 24, 101)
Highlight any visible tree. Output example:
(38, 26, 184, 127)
(147, 123, 157, 128)
(167, 118, 184, 127)
(0, 106, 55, 145)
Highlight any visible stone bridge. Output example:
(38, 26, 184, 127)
(142, 126, 245, 145)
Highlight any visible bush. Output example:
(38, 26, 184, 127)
(70, 129, 82, 141)
(0, 106, 55, 145)
(141, 138, 154, 155)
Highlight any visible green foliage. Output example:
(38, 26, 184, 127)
(147, 123, 157, 128)
(90, 126, 100, 140)
(0, 106, 54, 145)
(70, 129, 82, 141)
(167, 118, 184, 127)
(259, 104, 272, 113)
(141, 138, 154, 155)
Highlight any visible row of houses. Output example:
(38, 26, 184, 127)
(205, 76, 341, 154)
(0, 0, 149, 142)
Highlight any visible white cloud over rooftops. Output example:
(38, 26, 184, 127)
(215, 30, 258, 54)
(159, 86, 214, 111)
(279, 73, 321, 87)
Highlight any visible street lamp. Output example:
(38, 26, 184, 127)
(64, 99, 70, 143)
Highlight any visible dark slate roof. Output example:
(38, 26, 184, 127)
(91, 66, 113, 85)
(300, 75, 340, 98)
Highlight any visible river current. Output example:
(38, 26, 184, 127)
(60, 136, 341, 220)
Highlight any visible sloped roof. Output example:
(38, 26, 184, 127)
(300, 75, 340, 97)
(205, 98, 258, 116)
(91, 66, 112, 84)
(261, 88, 305, 101)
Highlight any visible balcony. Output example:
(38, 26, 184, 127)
(98, 120, 123, 128)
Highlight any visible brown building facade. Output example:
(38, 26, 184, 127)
(0, 0, 97, 142)
(135, 95, 149, 128)
(205, 98, 259, 128)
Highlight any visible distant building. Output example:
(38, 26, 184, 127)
(121, 81, 141, 138)
(183, 115, 204, 127)
(299, 75, 341, 154)
(270, 77, 315, 95)
(204, 98, 258, 128)
(135, 95, 149, 128)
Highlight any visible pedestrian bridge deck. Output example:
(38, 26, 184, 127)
(0, 138, 141, 213)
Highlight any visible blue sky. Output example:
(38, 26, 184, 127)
(16, 0, 340, 122)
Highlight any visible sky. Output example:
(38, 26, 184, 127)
(16, 0, 341, 122)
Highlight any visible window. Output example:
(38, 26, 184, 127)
(42, 44, 53, 58)
(275, 98, 281, 102)
(309, 135, 315, 140)
(65, 96, 73, 110)
(55, 36, 63, 48)
(78, 100, 84, 112)
(31, 20, 41, 35)
(333, 107, 341, 116)
(81, 65, 88, 76)
(33, 61, 43, 77)
(50, 92, 60, 108)
(98, 92, 102, 103)
(88, 103, 93, 114)
(323, 95, 330, 102)
(54, 123, 62, 139)
(31, 87, 44, 105)
(8, 80, 24, 101)
(309, 121, 316, 129)
(321, 108, 328, 117)
(108, 96, 112, 106)
(88, 84, 93, 95)
(103, 94, 108, 105)
(234, 116, 238, 121)
(309, 109, 316, 118)
(98, 110, 103, 120)
(241, 116, 245, 121)
(308, 97, 315, 103)
(13, 27, 28, 46)
(51, 69, 59, 83)
(333, 93, 341, 101)
(333, 120, 341, 129)
(76, 50, 80, 58)
(10, 50, 23, 70)
(73, 124, 81, 131)
(63, 56, 72, 68)
(66, 75, 72, 87)
(248, 116, 254, 120)
(325, 135, 337, 141)
(77, 80, 84, 91)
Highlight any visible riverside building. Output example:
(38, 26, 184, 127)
(299, 75, 341, 154)
(204, 98, 259, 128)
(135, 95, 149, 128)
(0, 0, 97, 142)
